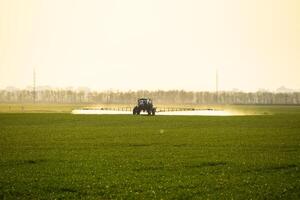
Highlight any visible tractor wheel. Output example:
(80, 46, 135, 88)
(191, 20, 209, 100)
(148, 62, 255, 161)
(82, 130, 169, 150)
(133, 107, 137, 115)
(152, 108, 156, 116)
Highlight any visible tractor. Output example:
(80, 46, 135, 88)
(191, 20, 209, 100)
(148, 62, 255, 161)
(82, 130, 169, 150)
(133, 98, 156, 115)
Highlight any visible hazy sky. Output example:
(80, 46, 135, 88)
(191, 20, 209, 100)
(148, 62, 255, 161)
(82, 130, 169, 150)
(0, 0, 299, 91)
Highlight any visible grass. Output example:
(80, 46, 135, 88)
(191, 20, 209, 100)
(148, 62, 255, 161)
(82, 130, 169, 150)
(0, 103, 90, 113)
(0, 106, 300, 199)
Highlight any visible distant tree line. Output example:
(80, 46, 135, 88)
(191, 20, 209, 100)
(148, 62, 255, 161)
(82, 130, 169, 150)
(0, 89, 300, 104)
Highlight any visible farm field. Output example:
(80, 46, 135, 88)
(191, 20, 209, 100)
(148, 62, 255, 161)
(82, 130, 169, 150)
(1, 103, 300, 115)
(0, 106, 300, 199)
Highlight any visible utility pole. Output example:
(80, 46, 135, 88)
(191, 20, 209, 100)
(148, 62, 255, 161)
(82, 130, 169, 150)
(33, 68, 36, 103)
(216, 69, 219, 104)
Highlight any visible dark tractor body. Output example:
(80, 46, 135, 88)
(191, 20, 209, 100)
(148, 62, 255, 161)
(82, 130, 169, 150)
(133, 98, 156, 115)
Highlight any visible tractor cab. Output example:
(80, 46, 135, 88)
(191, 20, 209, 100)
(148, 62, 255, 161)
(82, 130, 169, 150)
(138, 98, 152, 106)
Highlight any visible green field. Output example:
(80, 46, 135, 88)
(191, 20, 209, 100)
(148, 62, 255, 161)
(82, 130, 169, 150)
(0, 106, 300, 199)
